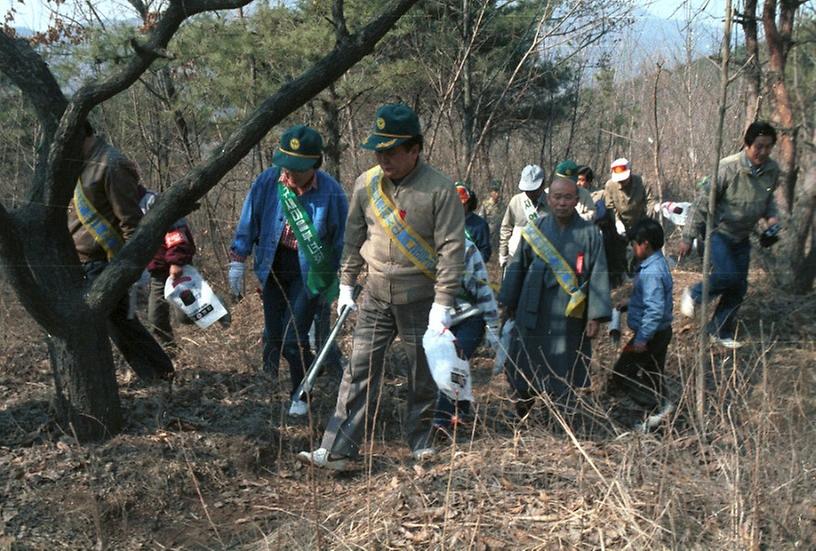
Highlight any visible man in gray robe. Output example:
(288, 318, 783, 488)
(499, 177, 611, 416)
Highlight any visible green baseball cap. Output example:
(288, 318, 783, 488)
(273, 125, 323, 172)
(361, 103, 421, 151)
(555, 159, 579, 182)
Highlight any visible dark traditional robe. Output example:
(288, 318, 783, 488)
(499, 213, 611, 404)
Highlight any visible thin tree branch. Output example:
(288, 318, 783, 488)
(333, 0, 350, 43)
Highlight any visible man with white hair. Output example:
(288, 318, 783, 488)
(498, 165, 550, 270)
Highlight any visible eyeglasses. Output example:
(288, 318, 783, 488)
(611, 165, 629, 174)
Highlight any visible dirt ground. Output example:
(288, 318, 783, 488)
(1, 254, 815, 549)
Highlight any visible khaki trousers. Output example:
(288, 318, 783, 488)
(321, 291, 436, 458)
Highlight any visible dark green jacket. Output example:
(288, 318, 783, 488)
(683, 151, 779, 243)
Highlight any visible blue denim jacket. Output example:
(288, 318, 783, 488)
(230, 167, 348, 295)
(628, 250, 673, 345)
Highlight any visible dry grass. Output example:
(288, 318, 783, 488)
(0, 263, 814, 549)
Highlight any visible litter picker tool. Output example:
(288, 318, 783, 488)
(293, 284, 362, 403)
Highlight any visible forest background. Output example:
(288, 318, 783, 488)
(0, 0, 815, 548)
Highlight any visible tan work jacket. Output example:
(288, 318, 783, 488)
(340, 159, 465, 307)
(603, 174, 656, 231)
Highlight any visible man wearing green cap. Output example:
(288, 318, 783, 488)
(555, 160, 596, 221)
(228, 125, 348, 417)
(477, 179, 505, 254)
(298, 103, 465, 470)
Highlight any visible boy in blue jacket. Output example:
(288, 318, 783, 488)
(228, 125, 348, 417)
(609, 218, 673, 414)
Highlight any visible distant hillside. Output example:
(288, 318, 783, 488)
(624, 9, 720, 67)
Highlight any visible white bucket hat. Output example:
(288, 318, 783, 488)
(518, 164, 545, 191)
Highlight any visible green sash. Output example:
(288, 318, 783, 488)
(73, 178, 124, 260)
(521, 196, 540, 224)
(365, 166, 436, 280)
(277, 181, 338, 301)
(520, 223, 587, 319)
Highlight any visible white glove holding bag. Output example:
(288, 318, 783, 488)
(228, 261, 245, 297)
(337, 284, 357, 316)
(428, 302, 452, 333)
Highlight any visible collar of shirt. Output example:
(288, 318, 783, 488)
(740, 150, 770, 177)
(281, 171, 318, 196)
(638, 250, 664, 271)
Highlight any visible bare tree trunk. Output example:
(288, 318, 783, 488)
(47, 320, 123, 440)
(461, 0, 475, 164)
(763, 0, 799, 211)
(741, 0, 762, 125)
(754, 0, 813, 292)
(320, 83, 343, 182)
(696, 0, 734, 428)
(652, 63, 665, 216)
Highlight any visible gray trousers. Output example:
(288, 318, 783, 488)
(147, 273, 189, 351)
(321, 292, 436, 458)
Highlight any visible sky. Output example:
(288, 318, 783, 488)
(647, 0, 726, 21)
(7, 0, 731, 32)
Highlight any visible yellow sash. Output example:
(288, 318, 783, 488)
(520, 222, 587, 319)
(73, 178, 124, 260)
(365, 167, 436, 279)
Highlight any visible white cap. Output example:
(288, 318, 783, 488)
(518, 164, 545, 191)
(610, 158, 631, 182)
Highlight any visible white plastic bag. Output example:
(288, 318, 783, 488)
(164, 265, 229, 329)
(423, 328, 474, 402)
(492, 319, 515, 375)
(659, 201, 691, 226)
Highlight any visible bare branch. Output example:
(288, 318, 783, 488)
(72, 0, 253, 112)
(0, 33, 67, 132)
(85, 0, 422, 313)
(333, 0, 350, 43)
(127, 0, 149, 19)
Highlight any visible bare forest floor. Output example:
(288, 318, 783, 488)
(1, 247, 815, 550)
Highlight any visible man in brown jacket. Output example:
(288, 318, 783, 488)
(68, 123, 174, 382)
(603, 158, 657, 286)
(299, 104, 465, 470)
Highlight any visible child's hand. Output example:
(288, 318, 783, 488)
(616, 297, 629, 309)
(624, 342, 647, 353)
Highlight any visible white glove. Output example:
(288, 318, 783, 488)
(485, 322, 501, 350)
(337, 284, 357, 316)
(228, 261, 245, 297)
(428, 303, 452, 332)
(615, 218, 627, 237)
(499, 254, 509, 268)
